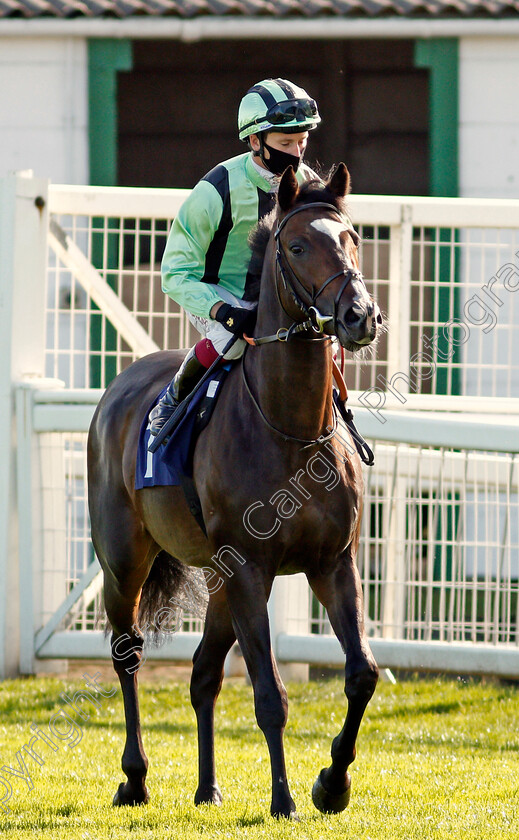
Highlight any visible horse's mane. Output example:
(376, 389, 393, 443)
(248, 177, 349, 280)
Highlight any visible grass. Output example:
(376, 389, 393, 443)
(0, 669, 518, 839)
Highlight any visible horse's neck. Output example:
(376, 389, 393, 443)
(247, 260, 334, 441)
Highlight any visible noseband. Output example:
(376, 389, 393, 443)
(274, 202, 364, 336)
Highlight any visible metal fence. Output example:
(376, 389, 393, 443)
(5, 177, 519, 677)
(22, 388, 518, 677)
(35, 428, 519, 646)
(46, 188, 519, 398)
(311, 443, 519, 646)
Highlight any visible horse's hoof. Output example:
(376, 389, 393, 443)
(194, 785, 223, 806)
(312, 770, 351, 814)
(112, 782, 149, 807)
(271, 797, 299, 820)
(272, 808, 300, 821)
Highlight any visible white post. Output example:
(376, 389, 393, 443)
(268, 575, 309, 682)
(381, 468, 408, 640)
(224, 575, 311, 681)
(387, 204, 413, 392)
(16, 379, 67, 675)
(380, 205, 413, 640)
(0, 171, 50, 678)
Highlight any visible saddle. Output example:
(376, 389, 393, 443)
(135, 365, 232, 534)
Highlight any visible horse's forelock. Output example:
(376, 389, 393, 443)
(248, 178, 349, 278)
(296, 179, 348, 215)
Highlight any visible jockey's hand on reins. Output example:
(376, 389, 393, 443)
(215, 304, 258, 336)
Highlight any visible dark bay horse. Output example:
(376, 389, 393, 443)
(87, 163, 381, 819)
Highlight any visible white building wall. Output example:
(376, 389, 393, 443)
(0, 37, 88, 183)
(459, 37, 519, 200)
(458, 37, 519, 400)
(458, 38, 519, 580)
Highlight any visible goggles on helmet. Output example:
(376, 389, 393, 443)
(263, 98, 319, 126)
(241, 98, 319, 135)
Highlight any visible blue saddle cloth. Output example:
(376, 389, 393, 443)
(135, 369, 228, 490)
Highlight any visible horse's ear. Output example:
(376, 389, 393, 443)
(278, 166, 299, 211)
(328, 162, 351, 198)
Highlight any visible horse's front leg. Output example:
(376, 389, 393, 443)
(225, 565, 298, 820)
(308, 551, 378, 814)
(190, 587, 236, 806)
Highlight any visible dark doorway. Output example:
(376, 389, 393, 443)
(118, 39, 429, 196)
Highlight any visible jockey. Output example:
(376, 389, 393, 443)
(149, 78, 322, 436)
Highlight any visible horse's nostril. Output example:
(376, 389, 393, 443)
(376, 311, 383, 325)
(343, 303, 365, 325)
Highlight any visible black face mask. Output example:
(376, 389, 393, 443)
(261, 140, 301, 175)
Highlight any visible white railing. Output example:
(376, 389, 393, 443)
(46, 184, 519, 397)
(17, 384, 519, 678)
(2, 172, 518, 678)
(46, 185, 195, 389)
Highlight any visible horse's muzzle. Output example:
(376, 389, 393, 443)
(337, 299, 382, 350)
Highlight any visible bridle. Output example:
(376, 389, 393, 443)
(244, 202, 366, 346)
(274, 202, 365, 338)
(241, 201, 376, 463)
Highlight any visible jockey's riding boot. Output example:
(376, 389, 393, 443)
(149, 347, 206, 437)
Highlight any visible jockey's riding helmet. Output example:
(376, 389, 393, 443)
(238, 78, 321, 142)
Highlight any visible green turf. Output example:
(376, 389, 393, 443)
(0, 671, 518, 839)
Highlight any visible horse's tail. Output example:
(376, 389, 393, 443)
(137, 551, 208, 643)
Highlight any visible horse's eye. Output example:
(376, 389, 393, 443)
(290, 245, 304, 256)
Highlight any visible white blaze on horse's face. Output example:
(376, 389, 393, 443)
(309, 218, 354, 266)
(310, 218, 344, 247)
(307, 215, 376, 349)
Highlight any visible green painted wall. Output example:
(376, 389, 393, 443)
(415, 39, 460, 397)
(88, 40, 133, 386)
(415, 39, 460, 584)
(88, 39, 133, 186)
(414, 38, 459, 198)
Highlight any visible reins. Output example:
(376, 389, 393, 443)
(242, 355, 374, 465)
(242, 200, 374, 464)
(241, 359, 337, 448)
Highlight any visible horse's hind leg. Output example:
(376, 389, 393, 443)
(307, 550, 378, 814)
(190, 587, 236, 806)
(94, 509, 156, 807)
(109, 621, 150, 806)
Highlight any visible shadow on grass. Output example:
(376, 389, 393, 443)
(372, 699, 463, 720)
(236, 814, 266, 826)
(366, 728, 519, 753)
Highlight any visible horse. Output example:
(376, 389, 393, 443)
(87, 162, 382, 820)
